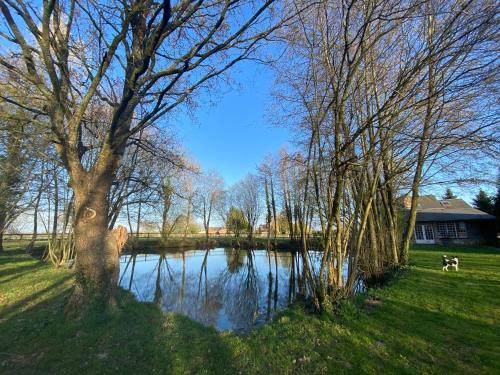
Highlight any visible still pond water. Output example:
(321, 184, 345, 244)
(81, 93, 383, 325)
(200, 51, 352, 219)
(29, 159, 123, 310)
(119, 248, 348, 332)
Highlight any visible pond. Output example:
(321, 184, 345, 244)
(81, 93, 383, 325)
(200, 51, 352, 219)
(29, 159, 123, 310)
(119, 248, 351, 332)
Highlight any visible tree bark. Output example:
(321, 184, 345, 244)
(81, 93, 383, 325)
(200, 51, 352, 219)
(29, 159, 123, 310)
(67, 176, 120, 310)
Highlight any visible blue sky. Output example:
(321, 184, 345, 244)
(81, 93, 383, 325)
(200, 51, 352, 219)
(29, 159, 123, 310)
(172, 61, 291, 186)
(170, 59, 497, 203)
(170, 59, 497, 202)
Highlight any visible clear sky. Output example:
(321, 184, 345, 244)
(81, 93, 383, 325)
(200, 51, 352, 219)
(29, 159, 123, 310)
(170, 59, 497, 202)
(171, 61, 291, 186)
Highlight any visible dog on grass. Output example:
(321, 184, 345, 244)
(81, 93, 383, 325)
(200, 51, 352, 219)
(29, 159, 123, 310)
(442, 255, 459, 271)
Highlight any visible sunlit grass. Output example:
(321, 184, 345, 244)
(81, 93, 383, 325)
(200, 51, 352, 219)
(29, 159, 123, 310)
(1, 241, 499, 374)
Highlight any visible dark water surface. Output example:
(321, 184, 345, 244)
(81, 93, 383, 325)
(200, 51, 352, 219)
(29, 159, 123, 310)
(119, 248, 338, 332)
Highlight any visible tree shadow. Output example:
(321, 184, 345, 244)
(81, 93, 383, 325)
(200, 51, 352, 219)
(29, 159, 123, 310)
(0, 253, 238, 375)
(0, 275, 73, 320)
(160, 313, 238, 374)
(0, 249, 39, 262)
(4, 245, 496, 374)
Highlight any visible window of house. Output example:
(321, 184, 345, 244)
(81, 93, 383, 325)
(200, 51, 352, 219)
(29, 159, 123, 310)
(446, 222, 457, 238)
(424, 224, 434, 240)
(436, 222, 458, 238)
(415, 225, 424, 240)
(457, 221, 468, 238)
(436, 223, 447, 238)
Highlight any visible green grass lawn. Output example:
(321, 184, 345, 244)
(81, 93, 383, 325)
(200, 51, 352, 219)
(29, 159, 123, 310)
(1, 242, 499, 374)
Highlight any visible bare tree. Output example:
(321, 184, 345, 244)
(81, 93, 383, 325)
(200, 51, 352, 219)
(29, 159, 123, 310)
(258, 155, 279, 248)
(194, 171, 224, 241)
(0, 98, 36, 252)
(271, 0, 499, 310)
(0, 0, 284, 308)
(0, 116, 25, 252)
(233, 173, 262, 242)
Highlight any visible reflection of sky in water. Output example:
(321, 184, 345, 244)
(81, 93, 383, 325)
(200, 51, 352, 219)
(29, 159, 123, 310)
(119, 248, 350, 332)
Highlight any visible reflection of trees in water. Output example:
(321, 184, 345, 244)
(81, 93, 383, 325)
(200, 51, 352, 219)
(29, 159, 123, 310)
(119, 249, 308, 331)
(119, 254, 137, 291)
(294, 250, 320, 298)
(288, 251, 296, 304)
(262, 250, 300, 307)
(275, 251, 292, 269)
(273, 252, 279, 310)
(215, 249, 260, 330)
(265, 250, 280, 321)
(154, 255, 163, 303)
(158, 250, 224, 327)
(224, 248, 246, 274)
(153, 253, 178, 304)
(195, 250, 225, 326)
(265, 251, 272, 321)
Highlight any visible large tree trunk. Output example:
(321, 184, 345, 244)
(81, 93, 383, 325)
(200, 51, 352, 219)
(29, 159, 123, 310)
(67, 177, 120, 310)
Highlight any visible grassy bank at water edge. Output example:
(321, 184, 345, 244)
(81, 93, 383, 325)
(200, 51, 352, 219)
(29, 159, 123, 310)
(1, 242, 499, 374)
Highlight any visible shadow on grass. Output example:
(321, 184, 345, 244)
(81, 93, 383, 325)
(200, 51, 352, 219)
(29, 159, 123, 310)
(0, 252, 39, 265)
(0, 275, 73, 321)
(0, 261, 46, 279)
(1, 244, 499, 374)
(1, 295, 238, 375)
(0, 251, 237, 375)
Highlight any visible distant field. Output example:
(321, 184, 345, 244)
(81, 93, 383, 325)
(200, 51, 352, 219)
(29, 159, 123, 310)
(1, 243, 499, 374)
